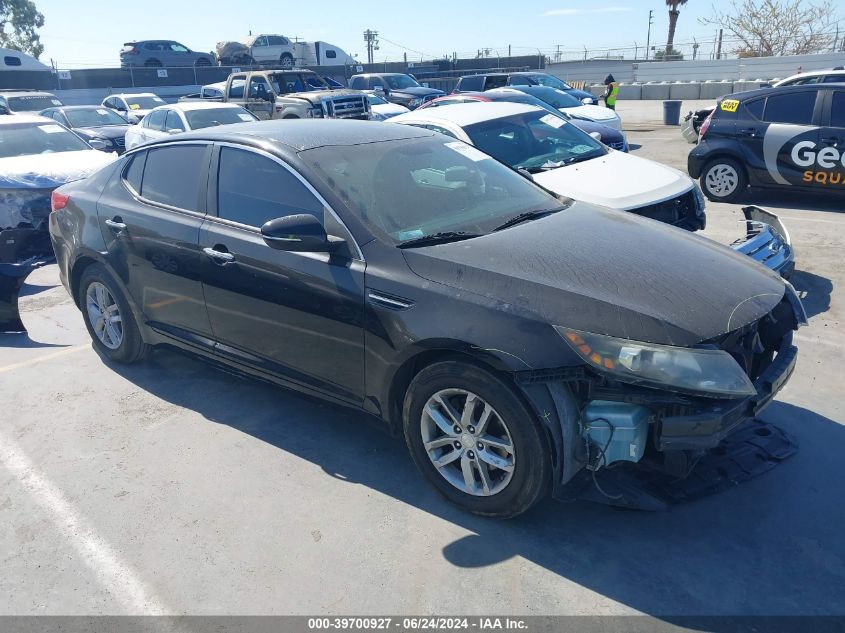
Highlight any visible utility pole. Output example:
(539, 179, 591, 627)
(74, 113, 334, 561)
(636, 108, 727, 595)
(555, 44, 561, 62)
(645, 10, 654, 61)
(363, 30, 379, 65)
(716, 28, 723, 60)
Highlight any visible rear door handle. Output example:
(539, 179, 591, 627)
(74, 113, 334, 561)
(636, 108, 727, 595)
(105, 218, 127, 231)
(739, 128, 759, 137)
(821, 136, 842, 145)
(203, 247, 235, 263)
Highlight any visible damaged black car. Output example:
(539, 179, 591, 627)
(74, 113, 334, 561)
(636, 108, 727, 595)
(49, 121, 805, 517)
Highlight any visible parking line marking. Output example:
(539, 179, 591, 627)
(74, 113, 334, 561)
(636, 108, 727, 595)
(0, 428, 172, 615)
(0, 345, 88, 374)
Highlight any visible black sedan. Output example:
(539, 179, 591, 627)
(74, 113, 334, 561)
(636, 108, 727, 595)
(40, 106, 132, 154)
(49, 121, 804, 517)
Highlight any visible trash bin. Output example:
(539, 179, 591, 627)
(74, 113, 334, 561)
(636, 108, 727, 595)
(663, 100, 682, 125)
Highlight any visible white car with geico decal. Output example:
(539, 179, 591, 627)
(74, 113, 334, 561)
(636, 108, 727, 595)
(124, 102, 258, 150)
(390, 102, 706, 230)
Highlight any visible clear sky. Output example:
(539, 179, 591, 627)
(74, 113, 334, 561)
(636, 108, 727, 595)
(33, 0, 749, 68)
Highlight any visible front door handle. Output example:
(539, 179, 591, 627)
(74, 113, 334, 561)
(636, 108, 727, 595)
(203, 247, 235, 263)
(821, 136, 842, 146)
(105, 218, 127, 231)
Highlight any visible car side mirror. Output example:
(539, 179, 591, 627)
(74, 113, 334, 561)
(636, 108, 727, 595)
(88, 139, 108, 150)
(589, 131, 603, 141)
(261, 214, 344, 253)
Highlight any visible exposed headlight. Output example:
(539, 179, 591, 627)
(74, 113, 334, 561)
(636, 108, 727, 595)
(409, 98, 424, 108)
(557, 328, 756, 398)
(370, 112, 386, 121)
(306, 106, 324, 118)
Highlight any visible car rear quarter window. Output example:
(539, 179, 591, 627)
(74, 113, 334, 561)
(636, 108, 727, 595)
(145, 109, 167, 131)
(483, 76, 508, 90)
(123, 152, 146, 193)
(763, 91, 817, 125)
(165, 110, 185, 132)
(216, 147, 324, 227)
(140, 145, 207, 211)
(830, 92, 845, 128)
(742, 98, 764, 120)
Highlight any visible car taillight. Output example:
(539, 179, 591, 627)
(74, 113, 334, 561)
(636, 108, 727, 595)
(51, 191, 70, 212)
(699, 113, 713, 139)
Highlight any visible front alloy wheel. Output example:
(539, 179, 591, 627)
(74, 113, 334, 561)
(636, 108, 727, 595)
(421, 389, 515, 496)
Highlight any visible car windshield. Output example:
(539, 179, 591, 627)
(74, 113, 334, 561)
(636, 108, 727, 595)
(367, 94, 389, 105)
(125, 95, 165, 109)
(528, 75, 573, 90)
(518, 87, 582, 109)
(464, 110, 605, 173)
(301, 136, 565, 244)
(185, 107, 257, 129)
(8, 95, 61, 112)
(384, 75, 420, 90)
(65, 108, 128, 127)
(0, 122, 91, 158)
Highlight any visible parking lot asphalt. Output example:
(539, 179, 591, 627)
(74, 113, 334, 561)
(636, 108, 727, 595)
(1, 100, 843, 619)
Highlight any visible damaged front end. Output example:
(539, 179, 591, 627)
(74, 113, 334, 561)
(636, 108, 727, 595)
(1, 187, 57, 332)
(731, 206, 795, 279)
(518, 286, 806, 510)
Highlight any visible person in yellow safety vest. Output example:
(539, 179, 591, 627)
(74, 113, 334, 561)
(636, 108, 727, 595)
(603, 74, 619, 110)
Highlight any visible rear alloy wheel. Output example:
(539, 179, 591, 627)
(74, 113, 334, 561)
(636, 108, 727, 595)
(79, 264, 148, 363)
(404, 360, 551, 518)
(280, 53, 294, 68)
(701, 157, 747, 202)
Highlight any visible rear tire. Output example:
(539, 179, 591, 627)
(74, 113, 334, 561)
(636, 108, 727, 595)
(78, 264, 148, 364)
(279, 53, 294, 68)
(701, 157, 748, 202)
(403, 360, 551, 518)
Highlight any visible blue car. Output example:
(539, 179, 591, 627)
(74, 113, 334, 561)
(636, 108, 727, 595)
(453, 71, 599, 105)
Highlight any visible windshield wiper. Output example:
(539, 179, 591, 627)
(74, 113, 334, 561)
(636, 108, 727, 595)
(492, 207, 566, 232)
(397, 231, 482, 248)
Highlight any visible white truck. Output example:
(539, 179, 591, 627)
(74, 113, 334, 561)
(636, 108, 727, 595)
(216, 35, 355, 68)
(179, 69, 370, 120)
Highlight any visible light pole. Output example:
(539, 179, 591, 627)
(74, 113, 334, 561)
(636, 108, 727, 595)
(645, 10, 654, 61)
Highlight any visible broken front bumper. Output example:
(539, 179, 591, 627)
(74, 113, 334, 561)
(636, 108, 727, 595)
(657, 333, 798, 451)
(731, 206, 795, 278)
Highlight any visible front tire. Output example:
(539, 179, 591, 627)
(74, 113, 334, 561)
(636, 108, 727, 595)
(701, 157, 748, 202)
(79, 264, 148, 364)
(403, 360, 551, 518)
(279, 53, 294, 68)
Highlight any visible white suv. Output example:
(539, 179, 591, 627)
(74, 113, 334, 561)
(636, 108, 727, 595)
(773, 67, 845, 86)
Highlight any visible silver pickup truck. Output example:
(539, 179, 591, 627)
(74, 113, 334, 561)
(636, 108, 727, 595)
(179, 69, 370, 120)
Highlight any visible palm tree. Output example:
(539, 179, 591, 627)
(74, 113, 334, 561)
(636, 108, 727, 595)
(666, 0, 688, 57)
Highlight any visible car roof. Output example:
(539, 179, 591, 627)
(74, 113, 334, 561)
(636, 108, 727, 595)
(0, 90, 57, 97)
(150, 101, 246, 112)
(781, 69, 845, 79)
(0, 113, 56, 125)
(109, 92, 160, 98)
(393, 101, 541, 126)
(351, 72, 406, 78)
(460, 73, 508, 79)
(55, 105, 117, 111)
(158, 119, 435, 151)
(726, 82, 845, 100)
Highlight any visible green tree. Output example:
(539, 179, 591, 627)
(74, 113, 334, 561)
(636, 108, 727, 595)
(0, 0, 45, 59)
(666, 0, 689, 53)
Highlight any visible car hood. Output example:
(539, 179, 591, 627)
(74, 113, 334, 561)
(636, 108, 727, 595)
(563, 104, 618, 123)
(533, 150, 693, 210)
(566, 87, 598, 102)
(373, 103, 410, 117)
(74, 125, 131, 140)
(392, 87, 445, 98)
(402, 203, 785, 346)
(0, 149, 116, 189)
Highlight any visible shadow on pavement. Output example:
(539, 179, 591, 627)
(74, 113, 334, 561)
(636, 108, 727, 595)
(790, 270, 833, 319)
(741, 189, 843, 214)
(106, 349, 845, 621)
(0, 333, 69, 349)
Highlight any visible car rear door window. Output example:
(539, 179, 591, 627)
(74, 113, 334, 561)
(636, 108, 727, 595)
(146, 109, 167, 131)
(830, 92, 845, 128)
(743, 98, 764, 120)
(349, 77, 365, 89)
(763, 91, 817, 125)
(165, 110, 185, 132)
(457, 76, 483, 91)
(140, 145, 207, 211)
(217, 147, 323, 227)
